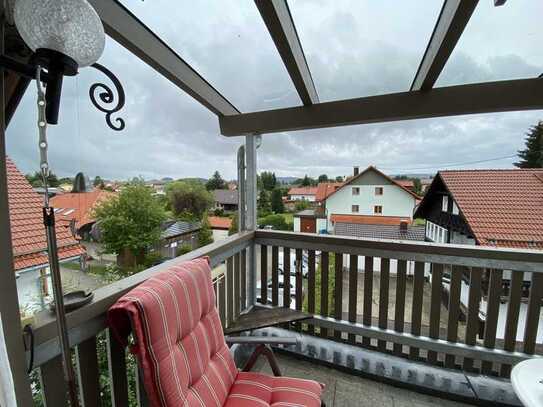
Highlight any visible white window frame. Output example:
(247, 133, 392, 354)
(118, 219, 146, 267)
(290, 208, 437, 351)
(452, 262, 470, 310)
(374, 205, 383, 215)
(352, 187, 360, 196)
(442, 195, 448, 212)
(375, 186, 384, 196)
(352, 205, 359, 213)
(452, 201, 459, 215)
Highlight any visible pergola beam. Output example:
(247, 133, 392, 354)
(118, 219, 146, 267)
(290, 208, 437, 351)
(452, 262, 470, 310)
(220, 78, 543, 136)
(89, 0, 240, 116)
(255, 0, 318, 105)
(410, 0, 478, 91)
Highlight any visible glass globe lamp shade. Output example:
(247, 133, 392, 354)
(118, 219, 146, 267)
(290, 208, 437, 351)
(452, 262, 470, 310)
(13, 0, 105, 68)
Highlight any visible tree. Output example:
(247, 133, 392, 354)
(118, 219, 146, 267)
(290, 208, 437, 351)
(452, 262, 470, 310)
(93, 181, 166, 268)
(300, 175, 311, 186)
(258, 189, 271, 216)
(205, 170, 227, 190)
(25, 171, 60, 188)
(93, 175, 105, 189)
(271, 187, 284, 213)
(260, 171, 277, 191)
(198, 213, 214, 247)
(166, 180, 213, 220)
(258, 214, 292, 231)
(412, 178, 423, 195)
(335, 176, 344, 182)
(229, 213, 238, 236)
(515, 121, 543, 168)
(317, 174, 328, 183)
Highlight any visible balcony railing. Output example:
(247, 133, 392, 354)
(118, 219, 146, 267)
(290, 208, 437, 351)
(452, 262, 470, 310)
(26, 230, 543, 405)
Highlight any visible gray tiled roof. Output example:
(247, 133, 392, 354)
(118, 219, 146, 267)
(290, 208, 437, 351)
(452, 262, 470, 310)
(213, 189, 238, 205)
(334, 222, 425, 241)
(161, 221, 201, 239)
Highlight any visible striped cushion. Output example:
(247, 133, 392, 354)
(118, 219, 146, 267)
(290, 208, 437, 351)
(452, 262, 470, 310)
(226, 372, 323, 407)
(108, 257, 323, 406)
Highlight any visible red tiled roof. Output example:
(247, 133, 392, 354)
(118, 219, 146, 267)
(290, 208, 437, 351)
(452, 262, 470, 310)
(330, 214, 411, 226)
(208, 216, 232, 230)
(396, 180, 414, 188)
(50, 189, 115, 229)
(315, 182, 343, 202)
(6, 157, 84, 271)
(439, 169, 543, 249)
(288, 187, 318, 196)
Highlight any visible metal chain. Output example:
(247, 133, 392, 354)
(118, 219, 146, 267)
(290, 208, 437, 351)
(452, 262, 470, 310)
(36, 66, 49, 207)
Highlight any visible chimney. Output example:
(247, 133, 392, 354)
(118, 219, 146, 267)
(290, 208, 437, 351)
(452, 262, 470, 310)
(353, 166, 359, 176)
(399, 220, 408, 233)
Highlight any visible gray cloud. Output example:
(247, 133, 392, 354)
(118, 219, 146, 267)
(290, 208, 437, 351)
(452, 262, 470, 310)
(6, 0, 543, 181)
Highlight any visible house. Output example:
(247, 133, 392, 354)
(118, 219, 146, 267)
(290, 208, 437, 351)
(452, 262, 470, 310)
(287, 186, 317, 202)
(315, 181, 343, 205)
(49, 188, 115, 240)
(6, 157, 85, 312)
(212, 189, 238, 212)
(414, 169, 543, 248)
(414, 169, 543, 341)
(157, 220, 201, 259)
(208, 216, 232, 242)
(324, 166, 420, 233)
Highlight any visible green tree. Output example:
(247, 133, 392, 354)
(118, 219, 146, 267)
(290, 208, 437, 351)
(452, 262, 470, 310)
(198, 213, 214, 247)
(25, 171, 60, 187)
(166, 180, 213, 220)
(271, 187, 285, 213)
(515, 121, 543, 168)
(258, 214, 292, 231)
(295, 200, 310, 211)
(317, 174, 328, 183)
(258, 189, 271, 216)
(93, 181, 166, 268)
(205, 170, 227, 190)
(303, 254, 335, 317)
(260, 171, 277, 191)
(229, 213, 239, 236)
(335, 176, 344, 182)
(300, 175, 312, 186)
(413, 178, 423, 195)
(93, 175, 105, 188)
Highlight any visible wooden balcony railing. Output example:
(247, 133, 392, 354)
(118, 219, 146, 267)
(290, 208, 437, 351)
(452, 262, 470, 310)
(25, 230, 543, 405)
(254, 230, 543, 378)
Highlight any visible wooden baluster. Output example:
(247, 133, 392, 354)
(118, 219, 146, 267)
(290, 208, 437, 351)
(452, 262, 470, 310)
(219, 275, 226, 328)
(107, 329, 129, 407)
(427, 263, 443, 364)
(463, 267, 482, 371)
(362, 256, 374, 347)
(320, 252, 330, 338)
(348, 254, 358, 344)
(409, 261, 425, 359)
(393, 260, 407, 356)
(334, 252, 344, 340)
(271, 246, 279, 306)
(500, 270, 523, 377)
(135, 361, 150, 407)
(226, 257, 234, 327)
(234, 252, 241, 319)
(283, 247, 291, 309)
(76, 337, 100, 407)
(260, 245, 268, 305)
(240, 248, 247, 311)
(445, 266, 462, 368)
(481, 269, 503, 374)
(294, 248, 304, 331)
(378, 258, 390, 351)
(307, 250, 316, 334)
(523, 272, 543, 355)
(40, 355, 68, 407)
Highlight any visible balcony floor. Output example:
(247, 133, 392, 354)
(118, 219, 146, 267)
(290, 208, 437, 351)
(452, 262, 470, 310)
(254, 353, 471, 407)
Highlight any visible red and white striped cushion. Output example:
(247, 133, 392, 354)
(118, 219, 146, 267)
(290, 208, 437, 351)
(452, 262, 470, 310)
(108, 257, 323, 406)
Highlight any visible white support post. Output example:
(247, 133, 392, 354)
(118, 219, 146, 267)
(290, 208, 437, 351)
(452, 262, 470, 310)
(0, 17, 34, 407)
(245, 135, 257, 306)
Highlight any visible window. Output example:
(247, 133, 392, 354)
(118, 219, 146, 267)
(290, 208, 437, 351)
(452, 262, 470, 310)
(374, 205, 383, 215)
(352, 205, 359, 213)
(452, 201, 459, 215)
(352, 187, 360, 196)
(375, 187, 383, 196)
(442, 195, 448, 212)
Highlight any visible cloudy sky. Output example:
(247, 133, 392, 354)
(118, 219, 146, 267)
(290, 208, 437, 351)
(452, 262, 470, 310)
(6, 0, 543, 181)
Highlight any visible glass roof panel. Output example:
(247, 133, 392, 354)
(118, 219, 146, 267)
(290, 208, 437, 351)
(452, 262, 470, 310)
(117, 0, 299, 112)
(437, 0, 542, 87)
(287, 0, 444, 102)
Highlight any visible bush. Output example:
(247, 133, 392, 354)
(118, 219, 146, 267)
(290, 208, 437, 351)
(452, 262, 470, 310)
(258, 214, 292, 231)
(142, 252, 164, 268)
(213, 208, 225, 217)
(176, 243, 193, 256)
(303, 254, 336, 317)
(295, 200, 310, 211)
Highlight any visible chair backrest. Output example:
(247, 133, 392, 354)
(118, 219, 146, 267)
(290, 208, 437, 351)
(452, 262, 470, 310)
(108, 257, 238, 406)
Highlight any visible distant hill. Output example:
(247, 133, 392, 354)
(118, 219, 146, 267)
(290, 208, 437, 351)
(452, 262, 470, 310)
(276, 176, 298, 185)
(177, 177, 207, 184)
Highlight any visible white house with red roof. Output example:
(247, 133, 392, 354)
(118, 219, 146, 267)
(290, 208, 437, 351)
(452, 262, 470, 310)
(287, 186, 318, 202)
(6, 157, 85, 312)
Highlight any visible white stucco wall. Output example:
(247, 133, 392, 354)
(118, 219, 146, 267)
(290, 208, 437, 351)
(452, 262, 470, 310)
(293, 217, 301, 232)
(289, 194, 316, 202)
(316, 218, 327, 233)
(16, 267, 49, 313)
(325, 171, 416, 231)
(212, 229, 229, 242)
